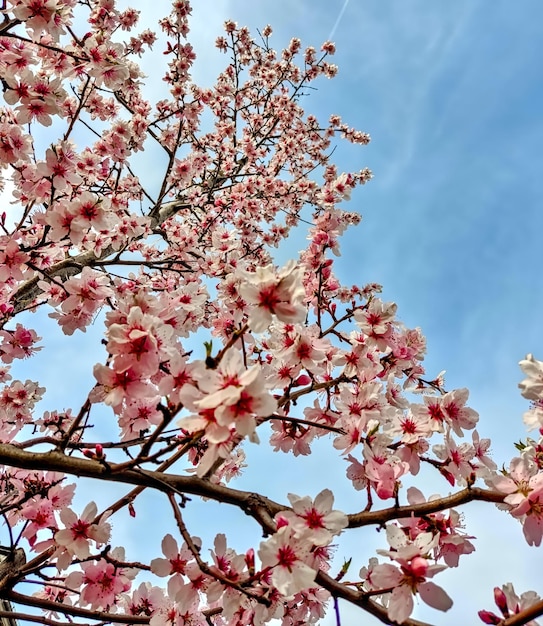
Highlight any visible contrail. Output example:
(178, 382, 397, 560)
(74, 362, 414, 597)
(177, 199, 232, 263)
(328, 0, 350, 41)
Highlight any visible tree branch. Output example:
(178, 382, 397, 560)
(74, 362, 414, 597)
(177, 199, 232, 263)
(3, 591, 148, 624)
(0, 443, 284, 526)
(347, 487, 506, 528)
(501, 600, 543, 626)
(0, 444, 506, 535)
(316, 571, 434, 626)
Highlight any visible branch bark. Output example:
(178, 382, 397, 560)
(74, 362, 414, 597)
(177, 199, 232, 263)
(0, 443, 506, 532)
(347, 487, 507, 528)
(501, 599, 543, 626)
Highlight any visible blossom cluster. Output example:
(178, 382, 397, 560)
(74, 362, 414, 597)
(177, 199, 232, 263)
(0, 2, 541, 626)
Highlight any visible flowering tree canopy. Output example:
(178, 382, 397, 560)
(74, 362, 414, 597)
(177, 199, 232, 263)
(0, 1, 541, 625)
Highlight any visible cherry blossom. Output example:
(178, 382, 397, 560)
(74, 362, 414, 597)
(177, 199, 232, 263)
(66, 548, 137, 610)
(238, 261, 307, 333)
(258, 526, 317, 596)
(282, 489, 347, 546)
(54, 501, 111, 569)
(368, 526, 453, 623)
(0, 4, 541, 626)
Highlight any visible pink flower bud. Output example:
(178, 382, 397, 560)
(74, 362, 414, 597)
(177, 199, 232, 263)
(493, 586, 509, 616)
(440, 467, 456, 487)
(128, 502, 136, 518)
(95, 444, 104, 458)
(409, 556, 428, 578)
(275, 514, 289, 530)
(294, 374, 311, 386)
(478, 610, 501, 624)
(245, 548, 255, 575)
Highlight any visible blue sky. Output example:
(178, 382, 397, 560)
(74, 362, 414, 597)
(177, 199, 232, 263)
(5, 1, 543, 624)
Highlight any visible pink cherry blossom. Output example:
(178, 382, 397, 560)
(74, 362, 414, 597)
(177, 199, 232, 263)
(0, 5, 541, 625)
(258, 526, 316, 596)
(238, 261, 306, 333)
(368, 526, 453, 623)
(54, 501, 111, 569)
(194, 348, 277, 439)
(283, 488, 347, 546)
(67, 548, 137, 611)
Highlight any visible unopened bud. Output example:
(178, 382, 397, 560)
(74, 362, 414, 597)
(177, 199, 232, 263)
(494, 586, 509, 616)
(245, 548, 255, 575)
(439, 467, 456, 487)
(409, 556, 428, 578)
(478, 610, 501, 624)
(275, 515, 289, 530)
(294, 374, 311, 387)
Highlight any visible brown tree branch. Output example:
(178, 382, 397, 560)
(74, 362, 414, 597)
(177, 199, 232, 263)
(0, 444, 506, 533)
(2, 591, 148, 624)
(0, 609, 102, 626)
(0, 443, 285, 525)
(501, 600, 543, 626)
(316, 570, 434, 626)
(347, 487, 507, 528)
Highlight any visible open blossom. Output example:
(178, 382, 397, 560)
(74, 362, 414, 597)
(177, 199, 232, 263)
(363, 440, 409, 500)
(0, 324, 41, 363)
(66, 548, 136, 611)
(433, 435, 476, 484)
(400, 488, 475, 567)
(354, 299, 397, 337)
(258, 526, 316, 596)
(20, 497, 56, 545)
(0, 238, 29, 282)
(151, 533, 195, 577)
(151, 533, 201, 600)
(493, 457, 543, 546)
(54, 501, 111, 570)
(106, 306, 174, 377)
(369, 527, 452, 623)
(91, 363, 156, 410)
(519, 354, 543, 401)
(238, 260, 306, 333)
(194, 349, 277, 438)
(511, 487, 543, 547)
(519, 354, 543, 430)
(369, 559, 452, 624)
(282, 489, 347, 547)
(412, 388, 478, 437)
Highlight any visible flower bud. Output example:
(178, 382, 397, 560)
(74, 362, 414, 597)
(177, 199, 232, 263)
(245, 548, 255, 575)
(294, 374, 311, 387)
(493, 586, 509, 617)
(409, 556, 428, 578)
(477, 610, 501, 624)
(275, 514, 289, 530)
